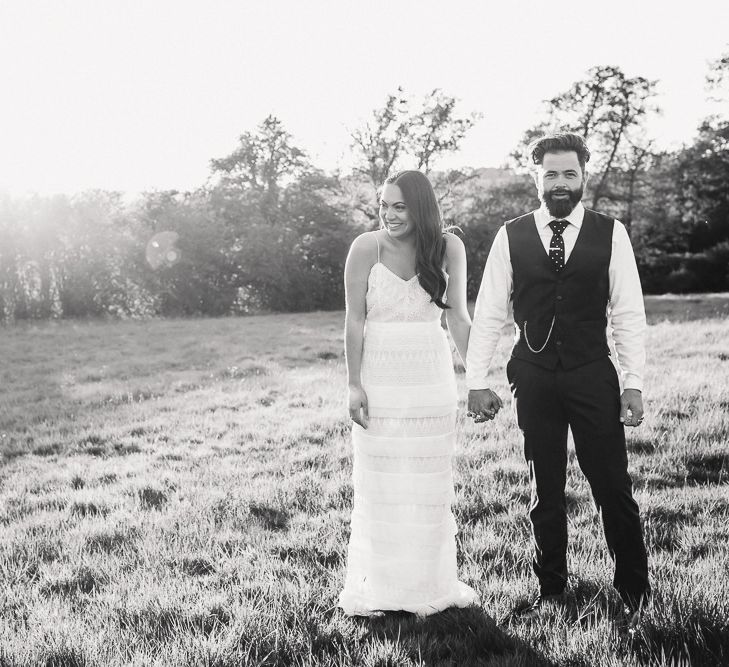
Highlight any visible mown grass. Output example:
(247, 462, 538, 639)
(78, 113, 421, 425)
(0, 295, 728, 666)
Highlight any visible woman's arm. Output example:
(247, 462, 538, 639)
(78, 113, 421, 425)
(344, 232, 376, 428)
(443, 232, 471, 367)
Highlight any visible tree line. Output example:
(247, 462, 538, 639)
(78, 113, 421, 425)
(1, 52, 728, 322)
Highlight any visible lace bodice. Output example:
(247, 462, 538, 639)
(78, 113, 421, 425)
(366, 262, 447, 323)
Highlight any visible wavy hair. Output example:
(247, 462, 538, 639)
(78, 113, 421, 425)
(528, 132, 591, 171)
(382, 170, 449, 309)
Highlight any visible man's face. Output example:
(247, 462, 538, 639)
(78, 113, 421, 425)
(534, 150, 586, 218)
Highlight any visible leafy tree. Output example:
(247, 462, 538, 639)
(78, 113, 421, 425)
(55, 191, 155, 318)
(670, 45, 729, 252)
(210, 115, 311, 225)
(677, 122, 729, 253)
(234, 171, 357, 312)
(350, 88, 480, 220)
(135, 190, 239, 316)
(513, 66, 660, 228)
(445, 171, 536, 297)
(706, 45, 729, 104)
(0, 194, 69, 321)
(350, 89, 411, 197)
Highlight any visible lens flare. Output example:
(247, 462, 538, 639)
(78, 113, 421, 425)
(145, 232, 180, 269)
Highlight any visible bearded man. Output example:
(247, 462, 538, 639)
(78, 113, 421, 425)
(467, 132, 650, 625)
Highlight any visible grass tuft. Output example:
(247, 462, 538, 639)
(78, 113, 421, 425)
(69, 501, 110, 518)
(138, 486, 168, 510)
(32, 442, 63, 457)
(41, 564, 109, 596)
(38, 646, 89, 667)
(179, 555, 217, 576)
(113, 442, 142, 455)
(249, 502, 289, 530)
(274, 545, 342, 568)
(84, 525, 139, 554)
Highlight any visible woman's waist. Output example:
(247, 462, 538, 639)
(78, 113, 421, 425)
(365, 319, 444, 332)
(364, 319, 446, 344)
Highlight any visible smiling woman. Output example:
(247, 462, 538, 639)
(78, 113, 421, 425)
(339, 170, 477, 617)
(379, 171, 451, 309)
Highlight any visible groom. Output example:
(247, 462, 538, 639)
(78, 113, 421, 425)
(467, 132, 650, 620)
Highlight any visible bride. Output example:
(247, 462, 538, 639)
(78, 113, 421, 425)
(338, 170, 478, 616)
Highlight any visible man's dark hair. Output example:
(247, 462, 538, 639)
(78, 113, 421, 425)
(528, 132, 591, 171)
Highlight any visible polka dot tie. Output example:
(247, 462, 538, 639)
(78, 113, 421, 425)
(548, 219, 569, 273)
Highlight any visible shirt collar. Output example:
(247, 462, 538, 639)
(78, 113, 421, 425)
(535, 201, 585, 230)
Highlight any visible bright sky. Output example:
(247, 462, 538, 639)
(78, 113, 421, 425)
(1, 0, 727, 196)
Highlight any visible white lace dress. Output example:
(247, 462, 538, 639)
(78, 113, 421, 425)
(338, 252, 478, 617)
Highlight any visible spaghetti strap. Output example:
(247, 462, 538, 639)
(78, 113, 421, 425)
(375, 234, 381, 263)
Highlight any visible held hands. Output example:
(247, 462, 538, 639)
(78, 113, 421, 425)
(620, 388, 644, 427)
(467, 389, 503, 423)
(348, 384, 369, 429)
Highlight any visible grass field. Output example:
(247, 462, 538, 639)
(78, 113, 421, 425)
(1, 294, 728, 666)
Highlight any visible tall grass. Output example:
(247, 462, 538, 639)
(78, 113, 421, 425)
(1, 296, 728, 665)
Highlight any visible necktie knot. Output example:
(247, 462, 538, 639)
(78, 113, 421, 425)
(549, 219, 569, 235)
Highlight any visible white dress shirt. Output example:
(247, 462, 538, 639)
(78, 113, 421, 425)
(466, 202, 647, 391)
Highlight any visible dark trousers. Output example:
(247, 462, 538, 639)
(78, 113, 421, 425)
(506, 356, 650, 605)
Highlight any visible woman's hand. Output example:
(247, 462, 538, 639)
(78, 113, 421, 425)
(348, 384, 369, 429)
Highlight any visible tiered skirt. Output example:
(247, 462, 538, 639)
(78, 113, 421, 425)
(338, 320, 478, 616)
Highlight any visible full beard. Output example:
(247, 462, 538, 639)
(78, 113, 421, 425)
(542, 185, 584, 218)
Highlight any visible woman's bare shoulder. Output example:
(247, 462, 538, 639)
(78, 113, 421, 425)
(348, 230, 380, 260)
(444, 230, 466, 255)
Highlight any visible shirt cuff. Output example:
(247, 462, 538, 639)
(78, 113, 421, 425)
(622, 373, 643, 392)
(466, 379, 491, 391)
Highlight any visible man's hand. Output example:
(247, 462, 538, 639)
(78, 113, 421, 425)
(620, 389, 644, 427)
(467, 389, 503, 423)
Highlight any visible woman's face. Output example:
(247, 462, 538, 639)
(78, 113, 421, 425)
(379, 184, 415, 240)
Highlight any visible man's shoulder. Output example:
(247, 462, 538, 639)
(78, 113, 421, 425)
(583, 208, 616, 226)
(504, 211, 537, 227)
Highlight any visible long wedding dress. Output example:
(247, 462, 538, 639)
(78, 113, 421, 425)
(338, 238, 478, 616)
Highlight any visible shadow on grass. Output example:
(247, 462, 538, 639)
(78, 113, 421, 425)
(354, 605, 553, 666)
(685, 452, 729, 485)
(629, 596, 729, 667)
(501, 578, 729, 666)
(116, 601, 232, 644)
(249, 502, 289, 531)
(626, 437, 657, 455)
(274, 545, 342, 569)
(12, 645, 88, 667)
(454, 493, 509, 526)
(40, 565, 109, 597)
(636, 451, 729, 490)
(502, 577, 623, 629)
(642, 507, 692, 552)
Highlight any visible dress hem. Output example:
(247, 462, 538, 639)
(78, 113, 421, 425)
(338, 582, 478, 618)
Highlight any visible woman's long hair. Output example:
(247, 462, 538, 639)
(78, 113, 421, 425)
(382, 170, 449, 309)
